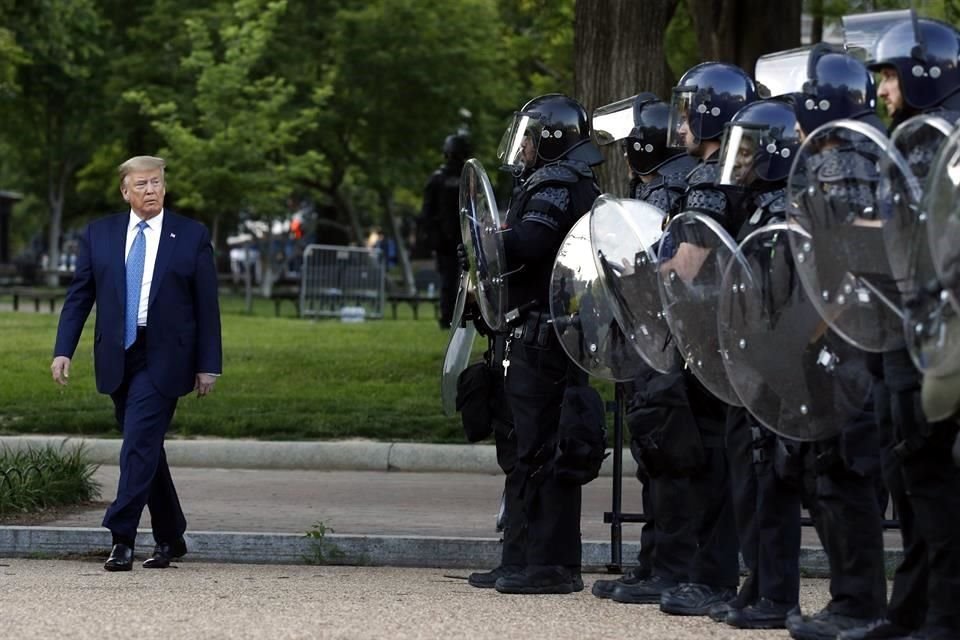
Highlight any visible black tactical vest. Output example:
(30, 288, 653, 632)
(504, 160, 600, 312)
(631, 154, 697, 214)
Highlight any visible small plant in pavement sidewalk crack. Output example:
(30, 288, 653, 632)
(303, 521, 345, 565)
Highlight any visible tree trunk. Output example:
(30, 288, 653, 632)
(332, 187, 365, 246)
(574, 0, 680, 196)
(686, 0, 802, 74)
(381, 189, 415, 294)
(46, 163, 68, 287)
(810, 0, 824, 44)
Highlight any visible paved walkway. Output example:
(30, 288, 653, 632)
(15, 466, 903, 551)
(0, 559, 834, 640)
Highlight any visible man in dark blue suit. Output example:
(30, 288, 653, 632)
(50, 155, 222, 572)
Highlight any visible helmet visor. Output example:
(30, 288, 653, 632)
(497, 112, 541, 173)
(666, 89, 695, 149)
(755, 47, 812, 97)
(592, 96, 639, 146)
(718, 124, 773, 186)
(841, 9, 915, 63)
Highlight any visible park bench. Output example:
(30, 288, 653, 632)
(386, 292, 440, 320)
(269, 284, 301, 317)
(4, 286, 67, 312)
(385, 268, 443, 321)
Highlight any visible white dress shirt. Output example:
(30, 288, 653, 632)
(125, 209, 163, 327)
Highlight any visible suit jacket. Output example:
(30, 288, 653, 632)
(54, 210, 222, 399)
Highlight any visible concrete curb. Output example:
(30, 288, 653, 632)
(0, 526, 903, 577)
(0, 435, 639, 477)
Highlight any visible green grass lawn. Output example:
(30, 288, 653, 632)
(0, 296, 473, 442)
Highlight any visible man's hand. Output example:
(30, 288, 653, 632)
(51, 356, 71, 386)
(195, 373, 217, 398)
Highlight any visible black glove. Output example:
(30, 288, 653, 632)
(456, 243, 470, 273)
(463, 298, 491, 336)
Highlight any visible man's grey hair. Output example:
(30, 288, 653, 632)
(118, 155, 166, 186)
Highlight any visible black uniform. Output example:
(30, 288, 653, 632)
(623, 152, 702, 587)
(723, 188, 804, 616)
(499, 159, 599, 572)
(655, 152, 740, 598)
(420, 161, 464, 327)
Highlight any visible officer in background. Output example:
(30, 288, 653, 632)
(649, 61, 757, 617)
(473, 93, 603, 595)
(840, 16, 960, 640)
(765, 45, 890, 640)
(420, 134, 472, 328)
(589, 93, 702, 605)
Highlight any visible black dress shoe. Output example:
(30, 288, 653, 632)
(494, 565, 575, 595)
(726, 598, 796, 629)
(467, 564, 522, 589)
(142, 538, 188, 569)
(104, 544, 134, 572)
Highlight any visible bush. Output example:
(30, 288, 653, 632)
(0, 443, 101, 517)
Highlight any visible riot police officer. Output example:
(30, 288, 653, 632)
(589, 93, 701, 604)
(705, 97, 806, 630)
(472, 93, 603, 595)
(647, 61, 758, 617)
(750, 44, 891, 640)
(839, 15, 960, 640)
(421, 134, 472, 328)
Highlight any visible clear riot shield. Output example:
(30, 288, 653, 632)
(589, 195, 679, 373)
(888, 115, 960, 375)
(551, 213, 644, 382)
(924, 122, 960, 309)
(754, 46, 811, 97)
(841, 10, 915, 61)
(657, 212, 743, 406)
(787, 119, 912, 352)
(441, 271, 477, 417)
(459, 159, 508, 331)
(719, 224, 872, 440)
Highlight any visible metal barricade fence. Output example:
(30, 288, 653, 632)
(300, 244, 386, 319)
(602, 383, 901, 573)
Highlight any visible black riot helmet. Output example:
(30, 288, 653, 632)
(797, 44, 879, 134)
(668, 62, 759, 148)
(442, 134, 472, 164)
(591, 92, 685, 175)
(868, 17, 960, 111)
(717, 98, 801, 187)
(498, 93, 603, 174)
(626, 99, 687, 175)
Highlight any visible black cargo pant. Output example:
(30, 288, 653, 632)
(876, 349, 960, 634)
(629, 367, 738, 588)
(626, 369, 698, 583)
(502, 337, 583, 568)
(802, 402, 887, 620)
(726, 406, 801, 606)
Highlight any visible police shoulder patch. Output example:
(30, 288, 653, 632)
(527, 186, 571, 215)
(525, 163, 580, 191)
(684, 185, 727, 216)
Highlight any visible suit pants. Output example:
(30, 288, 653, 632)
(101, 333, 185, 544)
